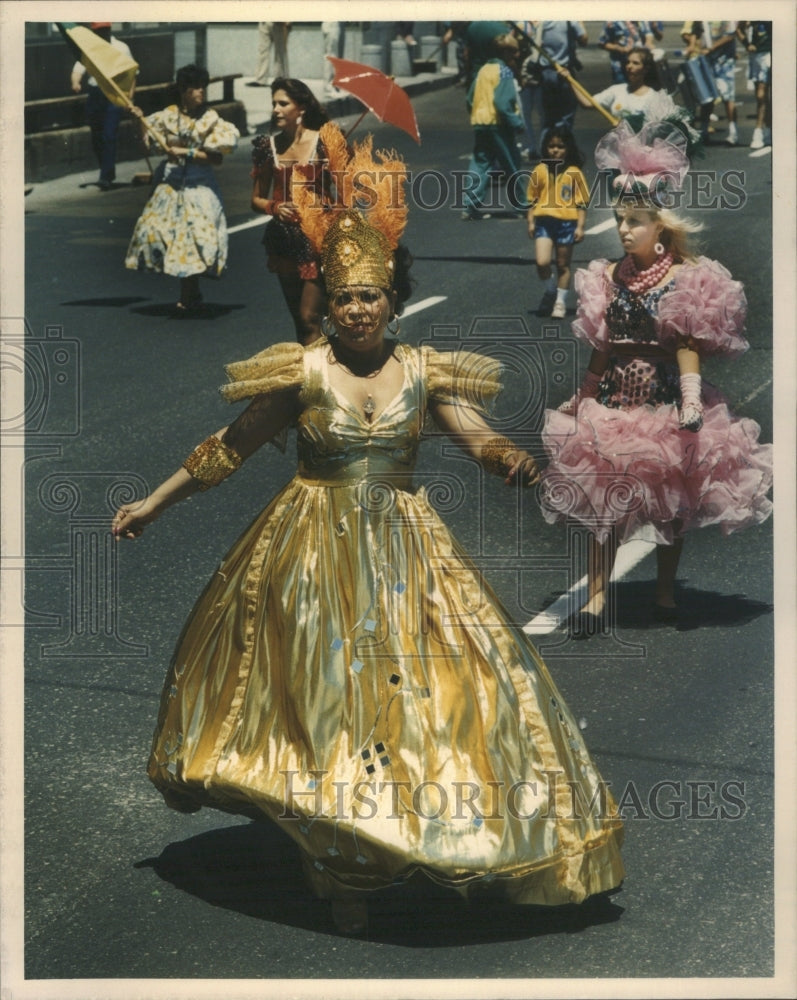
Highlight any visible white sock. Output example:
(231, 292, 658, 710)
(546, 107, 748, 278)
(556, 287, 568, 303)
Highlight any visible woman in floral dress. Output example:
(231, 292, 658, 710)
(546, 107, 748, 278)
(125, 64, 239, 313)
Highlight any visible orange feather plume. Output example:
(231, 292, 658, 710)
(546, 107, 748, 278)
(293, 123, 407, 256)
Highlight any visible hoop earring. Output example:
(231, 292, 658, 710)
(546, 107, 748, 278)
(386, 315, 401, 338)
(321, 316, 336, 339)
(654, 241, 665, 256)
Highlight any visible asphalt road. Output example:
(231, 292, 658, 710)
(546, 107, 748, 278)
(17, 57, 779, 994)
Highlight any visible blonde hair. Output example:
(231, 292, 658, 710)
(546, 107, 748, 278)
(615, 201, 703, 262)
(656, 207, 703, 262)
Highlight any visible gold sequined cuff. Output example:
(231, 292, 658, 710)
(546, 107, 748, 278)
(183, 436, 243, 490)
(481, 436, 518, 478)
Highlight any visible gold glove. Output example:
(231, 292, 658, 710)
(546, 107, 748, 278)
(481, 436, 519, 478)
(183, 435, 242, 490)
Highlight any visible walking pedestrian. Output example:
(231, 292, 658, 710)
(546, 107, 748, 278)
(442, 21, 468, 86)
(124, 64, 239, 314)
(564, 47, 680, 125)
(526, 126, 589, 318)
(461, 33, 527, 220)
(703, 21, 739, 145)
(321, 21, 342, 97)
(248, 22, 290, 87)
(517, 21, 544, 159)
(539, 121, 773, 638)
(69, 22, 135, 190)
(463, 20, 509, 86)
(683, 21, 739, 144)
(112, 125, 625, 935)
(251, 78, 333, 344)
(598, 21, 655, 84)
(536, 21, 588, 139)
(738, 21, 771, 148)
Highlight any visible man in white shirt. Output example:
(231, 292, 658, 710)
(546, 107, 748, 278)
(70, 22, 135, 190)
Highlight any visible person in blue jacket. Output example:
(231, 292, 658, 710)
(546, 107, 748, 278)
(461, 33, 527, 220)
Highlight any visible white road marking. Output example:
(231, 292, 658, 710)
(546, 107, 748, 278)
(738, 377, 773, 407)
(523, 539, 656, 635)
(584, 217, 617, 236)
(228, 216, 268, 234)
(749, 147, 772, 158)
(225, 223, 446, 315)
(401, 295, 447, 317)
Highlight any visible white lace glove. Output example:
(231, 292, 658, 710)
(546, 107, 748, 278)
(679, 372, 704, 431)
(558, 369, 602, 415)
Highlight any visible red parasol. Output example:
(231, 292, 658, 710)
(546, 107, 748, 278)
(327, 56, 420, 144)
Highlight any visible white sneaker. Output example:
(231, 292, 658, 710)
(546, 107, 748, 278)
(727, 123, 738, 145)
(750, 127, 764, 149)
(551, 299, 567, 318)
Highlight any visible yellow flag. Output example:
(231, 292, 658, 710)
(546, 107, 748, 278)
(59, 23, 138, 107)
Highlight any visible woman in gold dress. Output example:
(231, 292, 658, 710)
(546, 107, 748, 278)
(113, 127, 624, 935)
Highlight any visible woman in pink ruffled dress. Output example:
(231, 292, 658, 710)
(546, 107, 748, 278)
(540, 122, 772, 637)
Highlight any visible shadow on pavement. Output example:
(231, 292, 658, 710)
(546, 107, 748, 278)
(129, 302, 247, 320)
(538, 581, 772, 640)
(412, 254, 532, 266)
(613, 581, 773, 632)
(61, 296, 150, 307)
(77, 181, 133, 191)
(135, 819, 624, 945)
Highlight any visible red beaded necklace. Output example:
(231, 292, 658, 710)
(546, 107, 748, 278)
(616, 251, 674, 294)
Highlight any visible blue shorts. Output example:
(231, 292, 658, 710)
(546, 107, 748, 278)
(533, 216, 578, 245)
(748, 51, 771, 84)
(711, 56, 736, 102)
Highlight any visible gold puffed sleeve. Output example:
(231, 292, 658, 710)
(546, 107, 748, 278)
(420, 344, 503, 416)
(220, 342, 305, 402)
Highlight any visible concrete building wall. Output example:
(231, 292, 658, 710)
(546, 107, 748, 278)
(205, 22, 447, 81)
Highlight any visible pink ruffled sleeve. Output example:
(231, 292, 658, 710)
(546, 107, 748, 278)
(571, 259, 614, 350)
(657, 257, 749, 357)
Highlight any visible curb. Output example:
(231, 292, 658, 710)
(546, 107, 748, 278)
(248, 72, 457, 132)
(25, 73, 458, 184)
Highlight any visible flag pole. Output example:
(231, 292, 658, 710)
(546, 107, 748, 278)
(102, 74, 171, 155)
(511, 22, 619, 128)
(57, 23, 171, 153)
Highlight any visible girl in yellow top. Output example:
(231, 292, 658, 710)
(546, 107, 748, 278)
(527, 126, 589, 318)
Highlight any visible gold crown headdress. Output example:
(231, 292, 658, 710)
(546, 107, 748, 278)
(293, 122, 408, 292)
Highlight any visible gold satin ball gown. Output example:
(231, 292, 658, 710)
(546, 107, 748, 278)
(148, 339, 625, 905)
